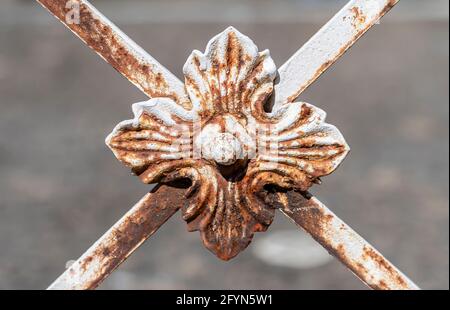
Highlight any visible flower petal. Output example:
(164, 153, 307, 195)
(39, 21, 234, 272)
(183, 166, 273, 261)
(183, 27, 277, 118)
(106, 98, 195, 177)
(253, 102, 350, 191)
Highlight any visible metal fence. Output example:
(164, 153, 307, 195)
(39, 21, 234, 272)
(36, 0, 419, 290)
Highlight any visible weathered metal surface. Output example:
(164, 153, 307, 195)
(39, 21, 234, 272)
(36, 0, 189, 104)
(47, 184, 185, 290)
(279, 190, 419, 290)
(272, 0, 399, 110)
(37, 0, 419, 290)
(106, 27, 349, 260)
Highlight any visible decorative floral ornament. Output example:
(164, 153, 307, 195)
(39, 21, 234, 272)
(106, 27, 349, 260)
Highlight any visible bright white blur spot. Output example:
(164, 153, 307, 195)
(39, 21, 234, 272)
(252, 230, 333, 269)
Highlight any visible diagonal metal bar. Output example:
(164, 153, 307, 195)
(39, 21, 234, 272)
(37, 0, 418, 290)
(36, 0, 189, 104)
(273, 0, 399, 110)
(47, 184, 186, 290)
(48, 185, 420, 290)
(279, 190, 419, 290)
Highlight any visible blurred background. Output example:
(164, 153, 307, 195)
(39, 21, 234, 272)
(0, 0, 448, 289)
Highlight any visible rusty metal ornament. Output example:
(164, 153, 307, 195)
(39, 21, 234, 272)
(38, 0, 419, 290)
(105, 27, 349, 260)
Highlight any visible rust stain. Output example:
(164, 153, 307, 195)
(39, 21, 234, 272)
(286, 0, 399, 103)
(377, 280, 388, 290)
(282, 191, 362, 278)
(355, 262, 369, 275)
(80, 184, 186, 289)
(362, 245, 408, 289)
(283, 191, 334, 251)
(79, 256, 93, 272)
(350, 6, 367, 29)
(282, 190, 412, 290)
(36, 0, 182, 103)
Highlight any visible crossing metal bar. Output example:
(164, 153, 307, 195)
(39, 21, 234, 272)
(273, 0, 399, 110)
(37, 0, 419, 290)
(36, 0, 189, 104)
(48, 184, 185, 290)
(279, 191, 419, 290)
(47, 186, 419, 290)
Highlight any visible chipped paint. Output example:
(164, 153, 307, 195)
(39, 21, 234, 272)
(36, 0, 189, 105)
(279, 190, 419, 290)
(350, 6, 367, 29)
(47, 184, 185, 290)
(273, 0, 399, 110)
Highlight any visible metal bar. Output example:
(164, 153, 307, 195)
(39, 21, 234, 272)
(279, 190, 419, 290)
(36, 0, 189, 104)
(37, 0, 417, 290)
(47, 184, 186, 290)
(273, 0, 399, 110)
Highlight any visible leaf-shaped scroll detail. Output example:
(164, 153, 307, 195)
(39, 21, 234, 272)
(181, 166, 274, 261)
(106, 98, 196, 177)
(252, 102, 350, 191)
(183, 27, 277, 119)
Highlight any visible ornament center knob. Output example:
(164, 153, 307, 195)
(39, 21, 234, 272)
(205, 132, 243, 166)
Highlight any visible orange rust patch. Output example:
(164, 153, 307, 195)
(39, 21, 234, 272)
(350, 6, 367, 29)
(285, 1, 399, 103)
(76, 185, 185, 289)
(80, 255, 93, 272)
(283, 192, 334, 250)
(355, 262, 369, 275)
(37, 0, 181, 103)
(362, 245, 408, 289)
(377, 280, 388, 290)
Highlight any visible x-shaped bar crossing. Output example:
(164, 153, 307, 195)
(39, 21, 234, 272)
(37, 0, 418, 290)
